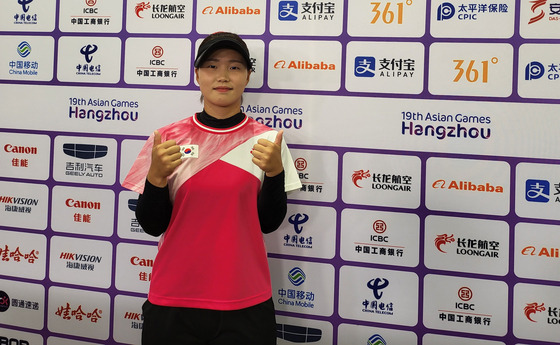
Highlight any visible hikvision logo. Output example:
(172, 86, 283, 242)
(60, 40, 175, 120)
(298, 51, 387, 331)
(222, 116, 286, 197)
(60, 252, 102, 263)
(273, 60, 336, 70)
(432, 179, 504, 193)
(201, 6, 261, 15)
(0, 196, 39, 205)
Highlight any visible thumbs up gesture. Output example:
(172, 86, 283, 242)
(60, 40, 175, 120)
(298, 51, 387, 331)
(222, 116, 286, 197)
(251, 130, 284, 177)
(147, 130, 183, 187)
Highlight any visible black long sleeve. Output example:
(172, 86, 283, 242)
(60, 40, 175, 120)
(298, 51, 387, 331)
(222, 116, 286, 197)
(258, 171, 287, 234)
(136, 179, 173, 237)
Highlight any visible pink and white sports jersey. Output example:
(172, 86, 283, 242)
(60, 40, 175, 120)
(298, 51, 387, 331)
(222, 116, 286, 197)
(123, 115, 301, 310)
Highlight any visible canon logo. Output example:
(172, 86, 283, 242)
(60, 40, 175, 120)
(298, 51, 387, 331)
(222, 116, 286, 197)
(130, 256, 154, 267)
(65, 198, 101, 209)
(4, 144, 37, 154)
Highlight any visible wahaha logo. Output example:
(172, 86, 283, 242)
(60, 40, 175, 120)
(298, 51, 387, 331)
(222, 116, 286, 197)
(529, 0, 547, 24)
(525, 302, 546, 322)
(135, 2, 151, 18)
(352, 169, 371, 188)
(274, 60, 336, 70)
(201, 6, 261, 15)
(435, 233, 455, 253)
(432, 179, 504, 193)
(521, 245, 560, 258)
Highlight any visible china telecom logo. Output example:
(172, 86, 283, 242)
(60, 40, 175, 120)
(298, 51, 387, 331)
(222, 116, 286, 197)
(80, 44, 98, 63)
(288, 267, 306, 286)
(288, 213, 309, 234)
(19, 0, 34, 12)
(367, 278, 389, 299)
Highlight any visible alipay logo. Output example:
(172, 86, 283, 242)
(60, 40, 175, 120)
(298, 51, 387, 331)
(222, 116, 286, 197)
(355, 57, 376, 78)
(526, 179, 550, 203)
(278, 1, 298, 21)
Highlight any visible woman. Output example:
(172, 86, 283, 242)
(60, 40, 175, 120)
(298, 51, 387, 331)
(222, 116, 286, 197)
(122, 31, 301, 344)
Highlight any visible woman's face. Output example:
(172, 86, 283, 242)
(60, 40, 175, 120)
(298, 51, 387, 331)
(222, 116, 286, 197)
(195, 48, 251, 118)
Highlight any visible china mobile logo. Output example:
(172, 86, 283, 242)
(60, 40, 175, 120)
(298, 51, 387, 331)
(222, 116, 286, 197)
(367, 334, 387, 345)
(135, 2, 151, 18)
(435, 233, 455, 253)
(288, 267, 306, 286)
(529, 0, 547, 24)
(525, 302, 546, 322)
(352, 169, 371, 188)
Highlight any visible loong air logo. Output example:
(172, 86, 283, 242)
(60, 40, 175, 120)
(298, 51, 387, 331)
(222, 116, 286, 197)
(352, 169, 371, 188)
(273, 59, 336, 70)
(134, 2, 187, 19)
(352, 170, 413, 192)
(437, 2, 510, 21)
(201, 6, 261, 15)
(525, 302, 560, 324)
(432, 179, 504, 193)
(525, 61, 560, 81)
(434, 233, 500, 258)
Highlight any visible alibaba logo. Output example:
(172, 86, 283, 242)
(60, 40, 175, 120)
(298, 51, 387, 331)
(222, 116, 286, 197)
(432, 179, 446, 188)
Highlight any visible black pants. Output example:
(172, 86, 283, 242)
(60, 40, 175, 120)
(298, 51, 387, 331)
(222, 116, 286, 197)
(141, 298, 277, 345)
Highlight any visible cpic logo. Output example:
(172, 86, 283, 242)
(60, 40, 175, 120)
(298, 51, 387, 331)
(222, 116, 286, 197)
(352, 169, 371, 188)
(288, 267, 306, 286)
(80, 44, 98, 63)
(526, 179, 550, 203)
(288, 213, 309, 234)
(17, 41, 31, 58)
(525, 61, 545, 80)
(355, 57, 376, 78)
(367, 277, 389, 299)
(437, 2, 455, 20)
(367, 334, 387, 345)
(135, 2, 151, 18)
(278, 1, 298, 21)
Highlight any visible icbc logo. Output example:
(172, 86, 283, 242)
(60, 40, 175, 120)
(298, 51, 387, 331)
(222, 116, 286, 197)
(294, 157, 307, 171)
(458, 286, 472, 301)
(86, 0, 97, 6)
(152, 46, 164, 58)
(372, 220, 386, 234)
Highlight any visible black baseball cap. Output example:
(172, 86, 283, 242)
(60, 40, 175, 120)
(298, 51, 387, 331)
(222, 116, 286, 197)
(194, 32, 252, 69)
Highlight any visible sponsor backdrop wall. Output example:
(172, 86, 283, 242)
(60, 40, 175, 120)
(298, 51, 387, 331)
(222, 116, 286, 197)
(0, 0, 559, 344)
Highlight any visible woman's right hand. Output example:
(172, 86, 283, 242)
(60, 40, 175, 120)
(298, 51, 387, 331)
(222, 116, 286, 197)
(147, 130, 183, 187)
